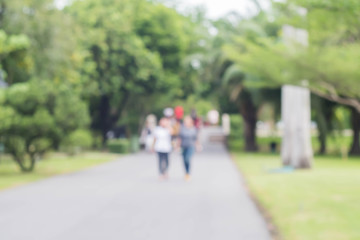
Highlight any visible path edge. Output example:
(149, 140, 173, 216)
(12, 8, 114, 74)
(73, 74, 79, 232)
(228, 152, 283, 240)
(0, 154, 123, 193)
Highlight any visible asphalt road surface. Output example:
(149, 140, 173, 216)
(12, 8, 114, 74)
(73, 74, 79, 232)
(0, 128, 271, 240)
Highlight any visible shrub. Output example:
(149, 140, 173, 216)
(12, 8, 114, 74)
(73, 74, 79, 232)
(0, 81, 90, 172)
(257, 137, 281, 153)
(61, 129, 93, 155)
(227, 115, 244, 151)
(229, 114, 243, 140)
(92, 133, 103, 150)
(31, 138, 52, 157)
(228, 139, 244, 152)
(107, 139, 130, 153)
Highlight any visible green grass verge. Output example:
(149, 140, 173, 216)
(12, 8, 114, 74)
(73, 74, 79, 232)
(0, 152, 118, 190)
(233, 153, 360, 240)
(229, 135, 353, 156)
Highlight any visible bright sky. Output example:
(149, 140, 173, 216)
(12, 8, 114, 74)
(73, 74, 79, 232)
(55, 0, 270, 19)
(178, 0, 265, 19)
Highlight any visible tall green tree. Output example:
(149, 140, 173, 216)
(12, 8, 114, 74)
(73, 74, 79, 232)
(226, 0, 360, 154)
(0, 0, 83, 86)
(196, 12, 281, 151)
(68, 0, 193, 140)
(0, 1, 93, 171)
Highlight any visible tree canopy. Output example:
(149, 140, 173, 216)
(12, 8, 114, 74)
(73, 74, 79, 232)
(1, 0, 360, 171)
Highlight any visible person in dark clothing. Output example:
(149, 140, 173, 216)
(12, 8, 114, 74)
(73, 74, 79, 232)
(178, 116, 200, 181)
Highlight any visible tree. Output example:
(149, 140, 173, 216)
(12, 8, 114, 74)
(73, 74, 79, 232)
(0, 30, 30, 82)
(0, 0, 83, 86)
(197, 12, 281, 152)
(67, 0, 194, 141)
(225, 1, 360, 154)
(0, 81, 89, 172)
(312, 96, 337, 154)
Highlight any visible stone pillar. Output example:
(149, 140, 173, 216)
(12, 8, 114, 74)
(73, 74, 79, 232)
(222, 114, 230, 136)
(281, 85, 313, 169)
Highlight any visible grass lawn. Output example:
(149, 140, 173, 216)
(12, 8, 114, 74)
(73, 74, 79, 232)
(229, 136, 354, 156)
(233, 153, 360, 240)
(0, 152, 118, 191)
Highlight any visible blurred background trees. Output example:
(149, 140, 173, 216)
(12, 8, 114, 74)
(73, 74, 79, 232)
(222, 0, 360, 155)
(1, 0, 360, 171)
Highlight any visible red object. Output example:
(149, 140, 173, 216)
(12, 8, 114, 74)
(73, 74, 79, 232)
(194, 118, 201, 129)
(174, 106, 184, 120)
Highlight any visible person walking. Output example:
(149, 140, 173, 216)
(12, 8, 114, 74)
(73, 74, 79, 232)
(152, 118, 172, 180)
(178, 116, 200, 181)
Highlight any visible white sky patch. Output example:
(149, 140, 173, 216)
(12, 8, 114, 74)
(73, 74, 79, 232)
(54, 0, 70, 9)
(55, 0, 271, 18)
(177, 0, 271, 19)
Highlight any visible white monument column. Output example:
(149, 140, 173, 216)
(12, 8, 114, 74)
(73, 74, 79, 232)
(281, 85, 313, 168)
(281, 10, 313, 169)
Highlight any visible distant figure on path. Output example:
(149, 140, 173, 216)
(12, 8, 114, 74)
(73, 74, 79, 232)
(174, 106, 184, 122)
(152, 118, 172, 180)
(140, 114, 157, 151)
(191, 108, 201, 131)
(207, 109, 219, 125)
(178, 116, 200, 181)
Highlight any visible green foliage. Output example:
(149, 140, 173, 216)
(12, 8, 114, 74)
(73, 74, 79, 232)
(257, 137, 281, 153)
(333, 107, 351, 130)
(61, 129, 93, 156)
(135, 3, 189, 71)
(228, 115, 244, 151)
(228, 139, 244, 153)
(107, 139, 130, 154)
(229, 114, 244, 139)
(0, 80, 90, 171)
(172, 95, 216, 118)
(0, 30, 30, 55)
(67, 0, 196, 138)
(312, 135, 353, 156)
(0, 30, 31, 84)
(1, 0, 83, 85)
(225, 1, 360, 112)
(219, 1, 360, 153)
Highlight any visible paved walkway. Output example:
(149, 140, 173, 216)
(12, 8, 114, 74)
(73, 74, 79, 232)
(0, 128, 270, 240)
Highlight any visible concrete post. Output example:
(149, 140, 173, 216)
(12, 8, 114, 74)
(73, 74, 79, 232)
(281, 85, 313, 168)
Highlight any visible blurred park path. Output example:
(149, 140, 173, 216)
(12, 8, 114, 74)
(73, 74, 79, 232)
(0, 127, 270, 240)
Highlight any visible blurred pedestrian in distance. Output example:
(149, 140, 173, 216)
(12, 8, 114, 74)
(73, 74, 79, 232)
(174, 106, 184, 122)
(191, 108, 201, 130)
(178, 116, 201, 181)
(207, 110, 219, 125)
(170, 106, 182, 147)
(163, 107, 174, 118)
(152, 118, 172, 180)
(140, 114, 157, 151)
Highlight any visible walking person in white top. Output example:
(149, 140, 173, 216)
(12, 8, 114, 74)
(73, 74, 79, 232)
(152, 118, 172, 180)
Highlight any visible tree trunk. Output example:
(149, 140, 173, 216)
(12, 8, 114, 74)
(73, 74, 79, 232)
(314, 97, 336, 155)
(99, 95, 111, 145)
(319, 135, 326, 155)
(239, 95, 258, 152)
(349, 108, 360, 155)
(14, 155, 36, 172)
(243, 116, 258, 152)
(316, 110, 327, 155)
